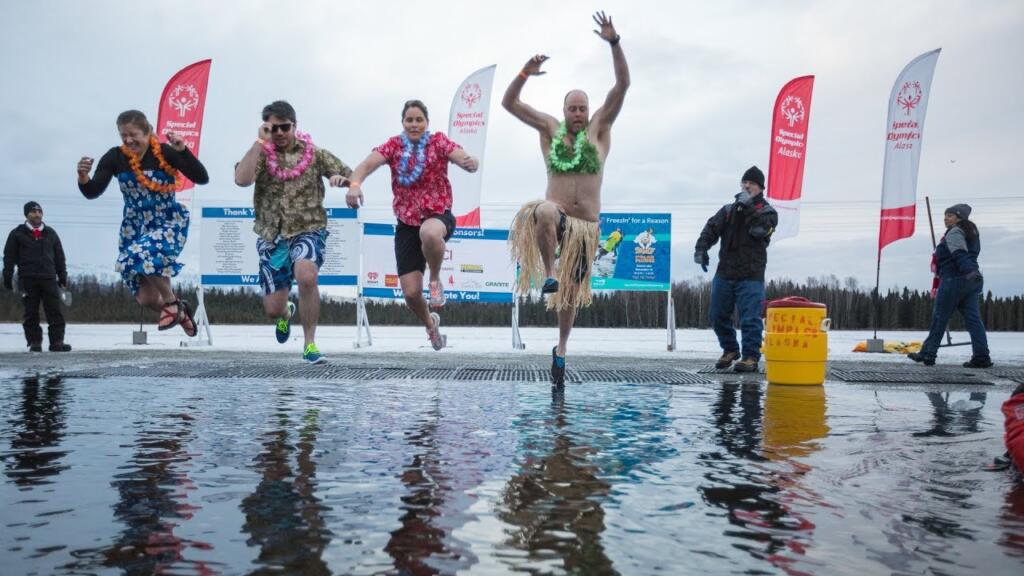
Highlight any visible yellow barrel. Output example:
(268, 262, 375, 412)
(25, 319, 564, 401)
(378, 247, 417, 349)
(763, 297, 829, 385)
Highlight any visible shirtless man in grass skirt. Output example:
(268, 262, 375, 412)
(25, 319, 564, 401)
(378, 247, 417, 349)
(503, 11, 630, 386)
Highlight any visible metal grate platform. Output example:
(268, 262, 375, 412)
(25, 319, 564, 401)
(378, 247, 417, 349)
(696, 364, 765, 375)
(60, 365, 714, 385)
(991, 368, 1024, 385)
(828, 368, 994, 385)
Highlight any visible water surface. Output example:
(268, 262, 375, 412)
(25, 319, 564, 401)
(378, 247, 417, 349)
(2, 376, 1022, 575)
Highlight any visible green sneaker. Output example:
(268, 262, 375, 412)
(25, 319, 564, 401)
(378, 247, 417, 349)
(302, 342, 326, 364)
(276, 301, 295, 344)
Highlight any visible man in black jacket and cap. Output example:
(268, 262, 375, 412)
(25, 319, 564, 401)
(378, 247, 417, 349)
(3, 201, 72, 352)
(695, 167, 777, 372)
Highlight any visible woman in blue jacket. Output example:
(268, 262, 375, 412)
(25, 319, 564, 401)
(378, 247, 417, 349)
(908, 204, 992, 367)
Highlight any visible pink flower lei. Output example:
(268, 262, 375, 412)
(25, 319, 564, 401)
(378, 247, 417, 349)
(264, 131, 315, 180)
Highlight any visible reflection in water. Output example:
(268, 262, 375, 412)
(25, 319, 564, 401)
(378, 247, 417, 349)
(1000, 482, 1024, 558)
(913, 392, 987, 437)
(3, 376, 69, 487)
(499, 388, 615, 575)
(3, 376, 1021, 574)
(240, 388, 331, 574)
(875, 391, 991, 572)
(102, 400, 217, 575)
(763, 385, 829, 460)
(698, 383, 827, 574)
(385, 396, 460, 575)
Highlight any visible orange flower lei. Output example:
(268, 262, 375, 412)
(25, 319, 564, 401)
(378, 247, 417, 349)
(121, 135, 179, 193)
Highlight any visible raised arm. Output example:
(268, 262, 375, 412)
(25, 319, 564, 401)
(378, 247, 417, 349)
(163, 132, 209, 185)
(235, 123, 272, 187)
(501, 55, 559, 137)
(589, 11, 630, 135)
(345, 151, 388, 208)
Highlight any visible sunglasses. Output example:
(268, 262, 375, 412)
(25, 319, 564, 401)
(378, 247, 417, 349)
(270, 123, 293, 134)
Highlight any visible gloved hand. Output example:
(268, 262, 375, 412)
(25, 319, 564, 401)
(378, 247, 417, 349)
(965, 270, 983, 283)
(736, 190, 754, 209)
(694, 250, 709, 272)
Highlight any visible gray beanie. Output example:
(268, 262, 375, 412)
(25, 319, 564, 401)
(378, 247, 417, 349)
(945, 203, 972, 220)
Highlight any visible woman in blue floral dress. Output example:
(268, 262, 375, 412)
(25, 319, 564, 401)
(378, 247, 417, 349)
(77, 110, 209, 335)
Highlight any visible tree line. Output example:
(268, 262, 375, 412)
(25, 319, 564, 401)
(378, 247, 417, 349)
(1, 274, 1022, 330)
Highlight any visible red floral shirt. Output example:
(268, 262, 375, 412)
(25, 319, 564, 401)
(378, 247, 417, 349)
(374, 132, 460, 226)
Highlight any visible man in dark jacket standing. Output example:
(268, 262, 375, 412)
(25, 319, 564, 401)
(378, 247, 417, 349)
(3, 201, 71, 352)
(695, 167, 777, 372)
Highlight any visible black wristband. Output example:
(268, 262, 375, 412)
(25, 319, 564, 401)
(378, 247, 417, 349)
(610, 35, 620, 46)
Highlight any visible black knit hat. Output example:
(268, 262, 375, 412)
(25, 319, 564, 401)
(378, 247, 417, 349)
(945, 203, 971, 221)
(742, 166, 765, 190)
(23, 201, 41, 216)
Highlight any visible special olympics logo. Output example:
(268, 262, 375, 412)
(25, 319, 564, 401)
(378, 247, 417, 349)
(779, 95, 805, 127)
(168, 84, 201, 118)
(897, 81, 922, 116)
(460, 83, 482, 108)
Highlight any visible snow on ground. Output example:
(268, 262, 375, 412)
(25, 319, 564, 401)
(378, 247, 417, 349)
(2, 322, 1021, 365)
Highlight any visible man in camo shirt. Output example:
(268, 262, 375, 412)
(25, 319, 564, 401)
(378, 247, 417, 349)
(234, 100, 352, 364)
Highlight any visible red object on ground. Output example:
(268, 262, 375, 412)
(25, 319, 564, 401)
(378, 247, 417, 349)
(1004, 386, 1024, 472)
(766, 296, 826, 309)
(764, 296, 826, 318)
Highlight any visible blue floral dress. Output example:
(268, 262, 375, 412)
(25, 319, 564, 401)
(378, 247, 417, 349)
(79, 144, 208, 294)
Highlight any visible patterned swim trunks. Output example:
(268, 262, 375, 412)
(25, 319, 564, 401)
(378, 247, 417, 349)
(257, 229, 328, 295)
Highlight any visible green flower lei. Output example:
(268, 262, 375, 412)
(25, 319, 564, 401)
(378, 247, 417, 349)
(547, 122, 601, 174)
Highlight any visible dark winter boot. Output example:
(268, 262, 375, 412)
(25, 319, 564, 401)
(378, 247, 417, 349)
(963, 356, 993, 369)
(907, 352, 935, 366)
(715, 350, 740, 369)
(28, 342, 42, 353)
(49, 342, 72, 352)
(734, 357, 759, 373)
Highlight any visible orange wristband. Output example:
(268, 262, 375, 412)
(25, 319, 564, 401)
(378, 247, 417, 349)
(518, 70, 528, 80)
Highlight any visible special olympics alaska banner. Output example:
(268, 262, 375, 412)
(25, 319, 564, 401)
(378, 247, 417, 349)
(361, 224, 514, 302)
(878, 49, 941, 252)
(200, 207, 359, 288)
(591, 213, 672, 291)
(155, 59, 212, 208)
(447, 65, 496, 227)
(767, 75, 814, 241)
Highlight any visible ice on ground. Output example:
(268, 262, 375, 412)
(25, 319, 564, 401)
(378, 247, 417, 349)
(2, 322, 1021, 365)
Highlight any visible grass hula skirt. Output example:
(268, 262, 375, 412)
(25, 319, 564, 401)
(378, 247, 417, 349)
(509, 200, 599, 311)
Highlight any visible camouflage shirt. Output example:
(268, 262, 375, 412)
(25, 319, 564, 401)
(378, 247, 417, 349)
(252, 139, 352, 242)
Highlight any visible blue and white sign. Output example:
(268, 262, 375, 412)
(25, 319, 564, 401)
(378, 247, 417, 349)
(200, 207, 360, 287)
(361, 223, 514, 303)
(591, 213, 672, 291)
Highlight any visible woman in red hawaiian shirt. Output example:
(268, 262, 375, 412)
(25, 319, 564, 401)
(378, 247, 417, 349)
(347, 100, 478, 350)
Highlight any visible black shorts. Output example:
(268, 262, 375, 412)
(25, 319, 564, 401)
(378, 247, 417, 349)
(395, 211, 456, 276)
(555, 211, 590, 284)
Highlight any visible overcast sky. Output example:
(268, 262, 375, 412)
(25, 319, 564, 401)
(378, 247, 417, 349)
(2, 0, 1021, 296)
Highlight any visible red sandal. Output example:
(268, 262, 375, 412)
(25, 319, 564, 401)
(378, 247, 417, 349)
(158, 301, 183, 331)
(179, 300, 198, 338)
